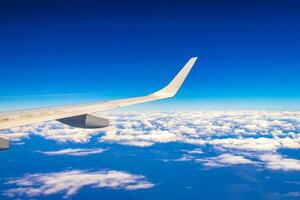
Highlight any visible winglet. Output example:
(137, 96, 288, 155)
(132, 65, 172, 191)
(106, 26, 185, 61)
(152, 57, 197, 98)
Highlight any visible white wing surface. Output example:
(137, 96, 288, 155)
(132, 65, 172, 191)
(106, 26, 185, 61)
(0, 57, 197, 131)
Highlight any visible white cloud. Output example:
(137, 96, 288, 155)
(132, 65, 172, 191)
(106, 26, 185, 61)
(35, 148, 107, 156)
(259, 154, 300, 171)
(174, 154, 195, 162)
(207, 138, 281, 152)
(4, 170, 154, 198)
(2, 121, 102, 143)
(195, 153, 257, 167)
(182, 148, 203, 155)
(98, 111, 300, 152)
(3, 110, 300, 171)
(4, 111, 300, 150)
(0, 132, 29, 141)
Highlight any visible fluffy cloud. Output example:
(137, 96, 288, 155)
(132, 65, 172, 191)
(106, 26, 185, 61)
(259, 154, 300, 171)
(4, 170, 154, 198)
(0, 132, 30, 142)
(195, 153, 257, 167)
(1, 121, 102, 143)
(2, 110, 300, 171)
(99, 111, 300, 152)
(3, 111, 300, 149)
(35, 148, 107, 156)
(182, 148, 203, 155)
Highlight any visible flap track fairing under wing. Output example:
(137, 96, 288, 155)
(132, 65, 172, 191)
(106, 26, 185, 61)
(57, 114, 109, 129)
(0, 137, 9, 150)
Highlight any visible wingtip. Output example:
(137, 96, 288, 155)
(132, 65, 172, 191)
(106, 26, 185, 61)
(151, 56, 197, 98)
(188, 57, 198, 64)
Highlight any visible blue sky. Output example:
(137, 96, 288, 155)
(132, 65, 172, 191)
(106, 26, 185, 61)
(0, 0, 300, 110)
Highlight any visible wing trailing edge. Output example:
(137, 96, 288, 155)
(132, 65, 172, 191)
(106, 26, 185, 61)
(0, 57, 197, 131)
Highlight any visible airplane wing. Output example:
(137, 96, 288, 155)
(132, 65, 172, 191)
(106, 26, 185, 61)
(0, 57, 197, 149)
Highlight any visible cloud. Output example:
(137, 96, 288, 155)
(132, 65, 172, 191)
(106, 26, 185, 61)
(98, 111, 300, 152)
(285, 181, 300, 185)
(182, 148, 203, 155)
(283, 192, 300, 198)
(207, 138, 281, 152)
(0, 132, 30, 142)
(1, 121, 102, 143)
(35, 148, 107, 156)
(195, 153, 257, 167)
(174, 154, 195, 162)
(259, 154, 300, 171)
(175, 150, 300, 171)
(3, 110, 300, 171)
(3, 111, 300, 150)
(4, 170, 154, 198)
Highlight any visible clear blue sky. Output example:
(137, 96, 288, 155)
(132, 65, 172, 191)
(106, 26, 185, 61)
(0, 0, 300, 110)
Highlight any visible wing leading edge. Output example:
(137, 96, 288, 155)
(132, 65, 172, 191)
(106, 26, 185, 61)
(0, 57, 197, 131)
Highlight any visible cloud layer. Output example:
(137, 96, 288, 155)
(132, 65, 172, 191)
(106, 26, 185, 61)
(2, 110, 300, 171)
(100, 111, 300, 151)
(0, 121, 101, 143)
(4, 170, 154, 198)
